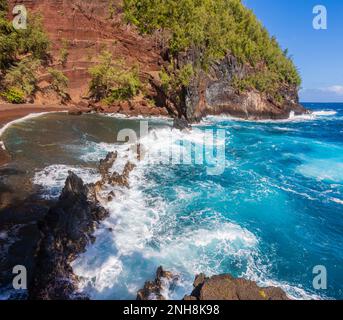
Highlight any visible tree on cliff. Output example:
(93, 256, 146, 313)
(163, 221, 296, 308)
(123, 0, 301, 104)
(88, 50, 141, 104)
(0, 0, 50, 103)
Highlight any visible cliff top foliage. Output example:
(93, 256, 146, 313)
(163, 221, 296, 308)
(123, 0, 301, 96)
(0, 0, 50, 102)
(0, 0, 49, 71)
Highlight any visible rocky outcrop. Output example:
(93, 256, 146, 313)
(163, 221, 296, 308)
(0, 199, 49, 298)
(25, 151, 135, 299)
(7, 1, 308, 121)
(137, 266, 179, 300)
(0, 150, 137, 300)
(173, 118, 191, 131)
(28, 172, 108, 300)
(184, 273, 290, 301)
(182, 54, 307, 121)
(138, 267, 290, 301)
(99, 151, 118, 180)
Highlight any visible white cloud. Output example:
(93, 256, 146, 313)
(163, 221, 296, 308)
(324, 85, 343, 95)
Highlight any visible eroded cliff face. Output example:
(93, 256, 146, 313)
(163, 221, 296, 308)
(8, 0, 171, 116)
(7, 0, 306, 120)
(182, 53, 307, 121)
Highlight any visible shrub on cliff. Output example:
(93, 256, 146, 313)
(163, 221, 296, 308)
(4, 57, 40, 96)
(48, 68, 70, 103)
(88, 50, 142, 104)
(17, 14, 50, 61)
(0, 0, 7, 15)
(0, 7, 50, 71)
(123, 0, 301, 102)
(0, 5, 18, 70)
(59, 39, 69, 67)
(1, 87, 25, 104)
(0, 1, 50, 102)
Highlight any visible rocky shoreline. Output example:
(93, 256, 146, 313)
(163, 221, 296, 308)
(0, 149, 136, 299)
(137, 267, 290, 301)
(0, 147, 292, 300)
(3, 1, 309, 124)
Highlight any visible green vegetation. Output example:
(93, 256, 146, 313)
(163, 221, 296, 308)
(88, 50, 142, 104)
(0, 0, 8, 13)
(108, 0, 116, 19)
(59, 39, 69, 67)
(16, 14, 50, 61)
(0, 1, 52, 102)
(48, 68, 70, 102)
(1, 87, 25, 104)
(0, 6, 49, 71)
(123, 0, 301, 102)
(160, 63, 194, 92)
(4, 58, 40, 96)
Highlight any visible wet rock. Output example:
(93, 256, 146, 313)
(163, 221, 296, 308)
(68, 108, 83, 116)
(109, 162, 136, 188)
(137, 266, 179, 300)
(99, 151, 118, 180)
(184, 274, 290, 301)
(29, 152, 138, 300)
(173, 118, 191, 131)
(28, 171, 108, 300)
(180, 53, 308, 121)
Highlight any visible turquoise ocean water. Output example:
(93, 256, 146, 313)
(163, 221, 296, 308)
(1, 103, 342, 299)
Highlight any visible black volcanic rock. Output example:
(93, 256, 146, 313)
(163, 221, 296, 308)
(28, 172, 108, 300)
(184, 273, 290, 301)
(27, 151, 137, 300)
(173, 118, 191, 131)
(180, 53, 308, 121)
(137, 266, 179, 300)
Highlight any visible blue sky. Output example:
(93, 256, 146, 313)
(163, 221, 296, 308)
(243, 0, 343, 102)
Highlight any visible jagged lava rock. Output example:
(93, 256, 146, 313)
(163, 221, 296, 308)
(173, 118, 191, 131)
(184, 273, 290, 301)
(182, 54, 307, 121)
(137, 266, 179, 300)
(28, 171, 108, 300)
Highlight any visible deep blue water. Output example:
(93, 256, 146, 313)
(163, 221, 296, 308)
(2, 103, 342, 300)
(127, 102, 343, 300)
(69, 103, 343, 300)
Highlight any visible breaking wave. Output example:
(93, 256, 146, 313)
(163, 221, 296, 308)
(25, 104, 342, 300)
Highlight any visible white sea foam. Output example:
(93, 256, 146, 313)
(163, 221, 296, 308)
(78, 141, 119, 162)
(101, 112, 173, 122)
(297, 160, 343, 183)
(70, 127, 319, 300)
(33, 164, 101, 199)
(272, 126, 298, 132)
(0, 231, 7, 240)
(70, 128, 258, 298)
(330, 197, 343, 205)
(312, 110, 337, 116)
(202, 108, 338, 125)
(0, 111, 66, 150)
(1, 112, 334, 300)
